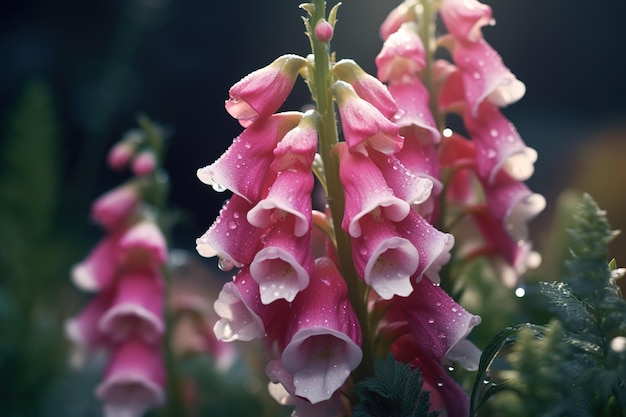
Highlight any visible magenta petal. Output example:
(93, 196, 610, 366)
(369, 148, 434, 207)
(333, 59, 398, 119)
(247, 168, 314, 237)
(196, 194, 263, 268)
(336, 142, 410, 238)
(99, 269, 165, 344)
(351, 215, 418, 299)
(96, 337, 165, 417)
(332, 81, 404, 156)
(197, 112, 302, 202)
(396, 210, 454, 284)
(388, 77, 440, 143)
(453, 38, 525, 115)
(376, 22, 425, 83)
(379, 0, 418, 41)
(91, 184, 139, 231)
(399, 278, 481, 363)
(225, 54, 308, 127)
(250, 216, 314, 304)
(481, 173, 546, 242)
(271, 111, 318, 171)
(118, 221, 168, 268)
(65, 290, 114, 348)
(282, 257, 362, 403)
(464, 101, 536, 184)
(71, 235, 119, 292)
(440, 0, 493, 43)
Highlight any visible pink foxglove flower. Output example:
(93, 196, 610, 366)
(196, 194, 264, 268)
(376, 22, 425, 83)
(71, 235, 120, 292)
(331, 81, 404, 156)
(439, 0, 493, 43)
(335, 142, 410, 238)
(388, 76, 440, 143)
(65, 289, 114, 349)
(250, 216, 315, 304)
(350, 213, 418, 299)
(396, 210, 455, 284)
(270, 110, 318, 172)
(464, 100, 537, 184)
(99, 269, 165, 344)
(481, 171, 546, 242)
(379, 0, 418, 41)
(197, 112, 302, 202)
(117, 221, 168, 268)
(247, 162, 314, 238)
(225, 54, 308, 127)
(452, 38, 526, 115)
(281, 257, 362, 404)
(91, 184, 140, 232)
(332, 59, 398, 119)
(95, 337, 165, 417)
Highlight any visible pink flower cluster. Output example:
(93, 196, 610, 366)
(381, 0, 545, 290)
(67, 138, 167, 417)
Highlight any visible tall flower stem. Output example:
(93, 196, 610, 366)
(307, 0, 375, 384)
(137, 116, 185, 417)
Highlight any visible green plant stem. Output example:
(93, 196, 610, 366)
(309, 0, 375, 385)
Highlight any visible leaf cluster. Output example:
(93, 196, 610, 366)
(471, 194, 626, 416)
(353, 353, 439, 417)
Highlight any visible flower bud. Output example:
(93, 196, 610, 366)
(314, 19, 333, 43)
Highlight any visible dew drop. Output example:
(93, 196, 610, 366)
(227, 220, 238, 230)
(218, 257, 235, 272)
(490, 129, 498, 137)
(427, 318, 435, 324)
(212, 183, 227, 192)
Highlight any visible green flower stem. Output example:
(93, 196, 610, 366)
(136, 116, 185, 417)
(418, 0, 442, 131)
(309, 0, 375, 385)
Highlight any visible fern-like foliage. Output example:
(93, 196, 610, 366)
(471, 193, 626, 416)
(353, 353, 439, 417)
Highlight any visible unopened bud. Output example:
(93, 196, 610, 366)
(314, 19, 333, 43)
(132, 151, 157, 176)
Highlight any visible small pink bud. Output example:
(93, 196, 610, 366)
(314, 19, 333, 43)
(107, 142, 134, 171)
(132, 151, 157, 176)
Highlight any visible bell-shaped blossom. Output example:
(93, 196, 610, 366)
(396, 279, 481, 416)
(335, 142, 410, 238)
(453, 38, 526, 115)
(376, 22, 425, 83)
(333, 59, 398, 119)
(95, 337, 165, 417)
(250, 216, 315, 304)
(196, 194, 264, 268)
(388, 76, 440, 144)
(396, 210, 455, 284)
(379, 0, 418, 41)
(71, 235, 120, 292)
(438, 132, 479, 206)
(65, 289, 114, 349)
(271, 110, 318, 172)
(282, 257, 362, 404)
(350, 213, 419, 299)
(435, 59, 466, 113)
(247, 168, 314, 238)
(117, 221, 168, 269)
(213, 267, 289, 343)
(99, 269, 165, 344)
(472, 210, 541, 287)
(197, 112, 302, 202)
(481, 172, 546, 242)
(464, 101, 537, 184)
(369, 150, 433, 208)
(91, 184, 140, 231)
(331, 81, 404, 156)
(440, 0, 493, 43)
(225, 54, 308, 127)
(266, 359, 349, 417)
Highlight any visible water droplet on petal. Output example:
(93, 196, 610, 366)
(218, 257, 235, 272)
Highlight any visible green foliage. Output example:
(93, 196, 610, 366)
(471, 194, 626, 417)
(353, 353, 439, 417)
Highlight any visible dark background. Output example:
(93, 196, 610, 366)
(2, 0, 626, 251)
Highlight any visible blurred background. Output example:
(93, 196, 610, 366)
(1, 0, 626, 415)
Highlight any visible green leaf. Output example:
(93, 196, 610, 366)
(353, 353, 438, 417)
